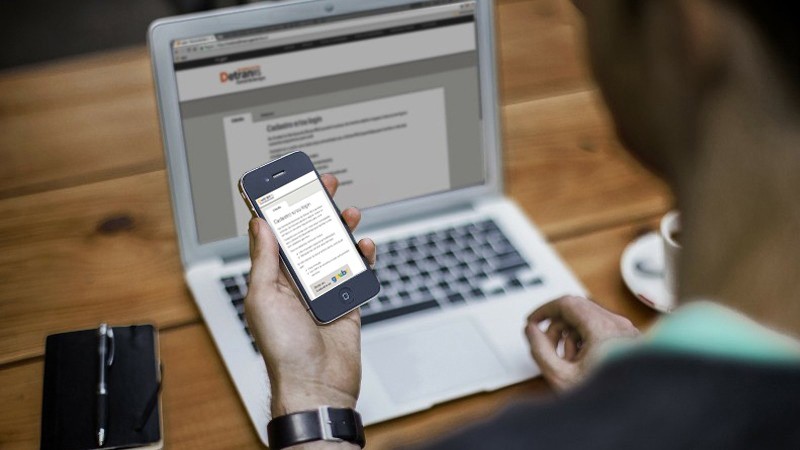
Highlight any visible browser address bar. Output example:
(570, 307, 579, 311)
(216, 2, 474, 49)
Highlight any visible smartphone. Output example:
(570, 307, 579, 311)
(238, 151, 380, 324)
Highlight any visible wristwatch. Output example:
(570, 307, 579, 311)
(267, 406, 366, 449)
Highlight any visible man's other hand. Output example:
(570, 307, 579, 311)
(525, 296, 640, 391)
(245, 174, 376, 418)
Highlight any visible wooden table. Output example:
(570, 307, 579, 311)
(0, 0, 672, 448)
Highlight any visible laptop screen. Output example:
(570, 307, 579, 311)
(172, 0, 484, 244)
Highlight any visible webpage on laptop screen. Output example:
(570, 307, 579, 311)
(172, 0, 486, 244)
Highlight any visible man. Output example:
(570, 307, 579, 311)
(245, 0, 800, 448)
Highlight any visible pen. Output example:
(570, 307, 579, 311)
(97, 324, 114, 447)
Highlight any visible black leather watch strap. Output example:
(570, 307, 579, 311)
(267, 407, 365, 449)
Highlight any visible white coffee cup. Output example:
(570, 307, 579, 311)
(660, 211, 681, 294)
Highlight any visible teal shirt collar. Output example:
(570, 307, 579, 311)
(604, 301, 800, 365)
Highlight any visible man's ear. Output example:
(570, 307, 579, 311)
(677, 0, 728, 87)
(570, 0, 588, 16)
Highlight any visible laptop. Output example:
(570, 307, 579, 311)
(149, 0, 586, 444)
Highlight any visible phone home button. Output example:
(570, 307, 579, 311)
(339, 287, 354, 304)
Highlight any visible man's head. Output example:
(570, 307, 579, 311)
(573, 0, 799, 184)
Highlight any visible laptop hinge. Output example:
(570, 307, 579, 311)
(221, 253, 251, 265)
(358, 201, 475, 234)
(473, 193, 505, 208)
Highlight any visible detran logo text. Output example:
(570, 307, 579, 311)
(219, 66, 265, 84)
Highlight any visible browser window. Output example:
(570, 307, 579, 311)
(172, 0, 485, 244)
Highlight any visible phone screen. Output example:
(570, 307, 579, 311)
(254, 171, 367, 300)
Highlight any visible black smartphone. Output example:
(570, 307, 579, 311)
(238, 151, 380, 324)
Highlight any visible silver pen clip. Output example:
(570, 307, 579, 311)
(106, 326, 115, 367)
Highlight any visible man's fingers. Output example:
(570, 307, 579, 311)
(343, 207, 377, 267)
(564, 330, 579, 361)
(526, 321, 571, 383)
(321, 173, 339, 197)
(358, 238, 376, 267)
(342, 207, 361, 231)
(545, 320, 566, 349)
(248, 218, 280, 289)
(341, 306, 362, 326)
(528, 297, 566, 323)
(529, 295, 595, 336)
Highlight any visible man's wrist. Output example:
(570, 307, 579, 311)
(268, 395, 363, 450)
(271, 385, 358, 417)
(282, 442, 359, 450)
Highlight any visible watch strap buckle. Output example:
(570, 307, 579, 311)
(317, 406, 342, 442)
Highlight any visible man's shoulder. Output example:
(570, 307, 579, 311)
(421, 352, 800, 450)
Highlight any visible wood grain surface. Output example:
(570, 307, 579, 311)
(0, 171, 196, 365)
(0, 90, 670, 365)
(503, 90, 671, 240)
(496, 0, 589, 105)
(0, 0, 671, 448)
(0, 219, 659, 450)
(0, 0, 588, 199)
(0, 48, 163, 199)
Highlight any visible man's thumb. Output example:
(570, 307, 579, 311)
(249, 218, 279, 286)
(526, 322, 570, 383)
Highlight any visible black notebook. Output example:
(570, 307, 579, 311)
(41, 325, 163, 450)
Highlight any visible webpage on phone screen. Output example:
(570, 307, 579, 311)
(256, 172, 367, 299)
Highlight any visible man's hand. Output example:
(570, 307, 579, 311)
(245, 174, 376, 418)
(525, 296, 640, 391)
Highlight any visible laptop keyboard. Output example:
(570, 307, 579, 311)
(366, 219, 542, 326)
(219, 272, 257, 353)
(219, 219, 543, 353)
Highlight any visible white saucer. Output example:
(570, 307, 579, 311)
(620, 232, 675, 313)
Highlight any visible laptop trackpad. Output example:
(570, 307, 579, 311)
(364, 318, 507, 405)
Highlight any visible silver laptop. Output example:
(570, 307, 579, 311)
(149, 0, 586, 444)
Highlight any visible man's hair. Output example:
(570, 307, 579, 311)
(732, 2, 800, 88)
